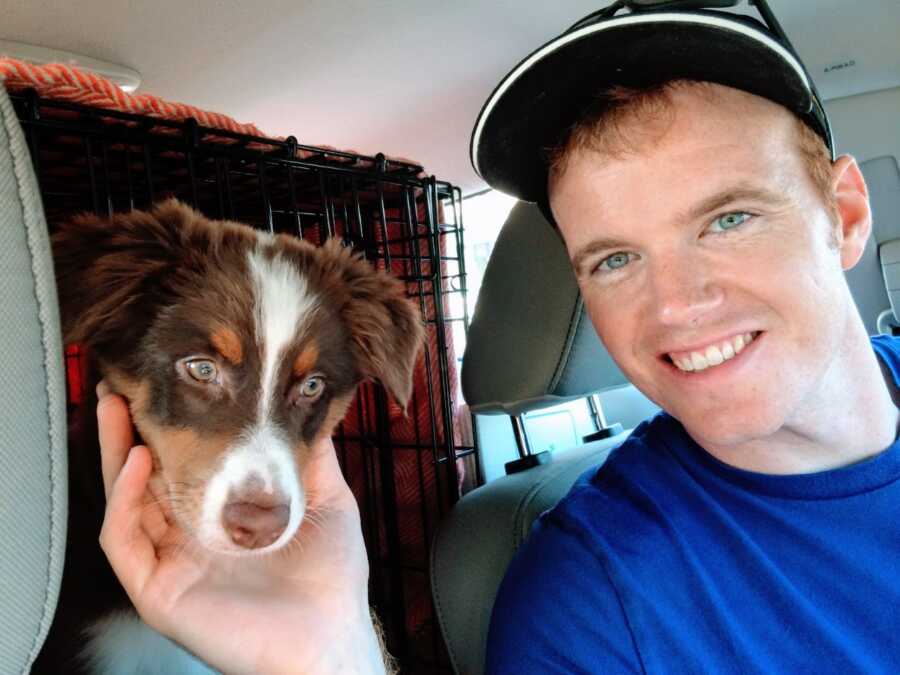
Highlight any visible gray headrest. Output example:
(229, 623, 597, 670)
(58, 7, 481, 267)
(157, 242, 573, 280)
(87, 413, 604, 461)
(461, 202, 628, 416)
(0, 83, 67, 672)
(850, 156, 900, 334)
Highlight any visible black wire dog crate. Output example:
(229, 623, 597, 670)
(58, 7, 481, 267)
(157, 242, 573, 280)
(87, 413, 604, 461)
(12, 89, 476, 674)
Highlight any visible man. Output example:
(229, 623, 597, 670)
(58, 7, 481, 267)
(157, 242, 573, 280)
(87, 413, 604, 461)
(472, 3, 900, 673)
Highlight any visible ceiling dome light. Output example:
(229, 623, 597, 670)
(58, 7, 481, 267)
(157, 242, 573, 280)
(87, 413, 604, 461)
(0, 39, 141, 92)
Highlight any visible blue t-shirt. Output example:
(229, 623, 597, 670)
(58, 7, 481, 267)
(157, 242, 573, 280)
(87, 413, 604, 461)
(486, 335, 900, 674)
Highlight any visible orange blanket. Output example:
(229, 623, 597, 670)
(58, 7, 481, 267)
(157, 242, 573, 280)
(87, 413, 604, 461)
(0, 58, 267, 136)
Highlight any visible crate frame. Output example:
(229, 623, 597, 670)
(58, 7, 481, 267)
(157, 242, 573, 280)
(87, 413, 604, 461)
(12, 88, 475, 673)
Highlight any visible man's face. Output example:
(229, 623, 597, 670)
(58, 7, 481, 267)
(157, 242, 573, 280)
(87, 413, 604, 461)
(551, 84, 867, 450)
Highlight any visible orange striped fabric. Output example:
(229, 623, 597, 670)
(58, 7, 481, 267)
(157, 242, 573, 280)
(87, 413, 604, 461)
(0, 58, 268, 136)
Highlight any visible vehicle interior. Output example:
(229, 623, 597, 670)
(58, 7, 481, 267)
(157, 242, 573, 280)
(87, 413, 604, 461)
(2, 1, 900, 673)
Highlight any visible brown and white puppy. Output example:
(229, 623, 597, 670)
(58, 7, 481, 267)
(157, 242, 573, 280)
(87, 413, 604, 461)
(34, 199, 423, 675)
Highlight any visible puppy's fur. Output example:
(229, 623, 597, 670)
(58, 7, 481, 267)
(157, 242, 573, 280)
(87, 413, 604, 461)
(33, 200, 423, 674)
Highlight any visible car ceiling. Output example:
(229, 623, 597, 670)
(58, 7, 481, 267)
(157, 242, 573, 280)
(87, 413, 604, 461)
(2, 1, 899, 196)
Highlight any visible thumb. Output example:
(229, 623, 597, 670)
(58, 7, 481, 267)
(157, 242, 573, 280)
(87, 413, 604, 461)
(99, 445, 158, 604)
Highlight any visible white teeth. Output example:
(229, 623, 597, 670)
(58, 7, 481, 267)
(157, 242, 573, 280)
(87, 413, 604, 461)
(670, 332, 757, 373)
(705, 345, 724, 366)
(722, 341, 735, 360)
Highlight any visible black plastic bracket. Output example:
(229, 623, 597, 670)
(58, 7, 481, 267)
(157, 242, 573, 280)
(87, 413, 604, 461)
(504, 450, 551, 475)
(582, 423, 624, 444)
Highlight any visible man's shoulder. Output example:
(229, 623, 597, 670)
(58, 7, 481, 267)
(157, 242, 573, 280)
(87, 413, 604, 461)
(562, 411, 686, 499)
(872, 334, 900, 375)
(486, 413, 692, 673)
(541, 412, 690, 548)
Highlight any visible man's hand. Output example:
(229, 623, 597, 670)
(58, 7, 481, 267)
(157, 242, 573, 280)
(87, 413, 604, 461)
(96, 381, 390, 675)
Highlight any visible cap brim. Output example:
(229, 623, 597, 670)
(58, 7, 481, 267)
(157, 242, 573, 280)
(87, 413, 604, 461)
(471, 11, 825, 204)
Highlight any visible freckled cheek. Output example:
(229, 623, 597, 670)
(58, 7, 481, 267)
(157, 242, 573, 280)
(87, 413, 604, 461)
(735, 252, 818, 325)
(133, 423, 229, 529)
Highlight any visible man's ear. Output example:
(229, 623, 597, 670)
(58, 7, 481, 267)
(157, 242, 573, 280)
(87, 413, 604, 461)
(316, 239, 424, 409)
(831, 154, 872, 271)
(51, 199, 195, 350)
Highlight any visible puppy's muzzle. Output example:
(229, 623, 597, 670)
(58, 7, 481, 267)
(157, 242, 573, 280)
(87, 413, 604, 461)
(221, 486, 290, 550)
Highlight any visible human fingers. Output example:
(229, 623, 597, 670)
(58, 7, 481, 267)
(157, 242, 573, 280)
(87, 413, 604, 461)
(305, 436, 355, 504)
(99, 444, 157, 603)
(97, 381, 135, 499)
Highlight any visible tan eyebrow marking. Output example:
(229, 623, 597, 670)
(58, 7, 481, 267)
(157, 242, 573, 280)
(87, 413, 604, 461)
(211, 327, 243, 365)
(292, 342, 319, 378)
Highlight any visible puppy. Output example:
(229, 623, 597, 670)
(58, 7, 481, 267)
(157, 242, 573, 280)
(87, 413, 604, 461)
(33, 199, 424, 675)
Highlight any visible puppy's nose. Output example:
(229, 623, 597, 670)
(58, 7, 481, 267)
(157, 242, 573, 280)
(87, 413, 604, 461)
(222, 493, 290, 550)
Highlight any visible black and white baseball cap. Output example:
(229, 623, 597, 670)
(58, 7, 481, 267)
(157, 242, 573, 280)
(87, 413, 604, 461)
(470, 0, 834, 207)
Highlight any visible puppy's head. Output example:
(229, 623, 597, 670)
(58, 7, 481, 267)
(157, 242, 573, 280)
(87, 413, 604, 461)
(53, 199, 423, 555)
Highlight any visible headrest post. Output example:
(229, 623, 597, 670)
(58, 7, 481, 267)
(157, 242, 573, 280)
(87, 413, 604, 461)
(511, 415, 532, 458)
(587, 394, 609, 430)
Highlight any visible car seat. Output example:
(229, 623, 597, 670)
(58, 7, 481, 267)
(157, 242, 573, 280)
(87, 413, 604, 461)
(431, 201, 645, 675)
(0, 81, 68, 674)
(851, 156, 900, 335)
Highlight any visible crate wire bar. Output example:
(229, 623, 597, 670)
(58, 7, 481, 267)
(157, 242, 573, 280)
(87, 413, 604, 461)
(12, 89, 476, 674)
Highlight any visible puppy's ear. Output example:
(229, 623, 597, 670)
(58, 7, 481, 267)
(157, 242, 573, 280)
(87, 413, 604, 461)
(51, 199, 197, 351)
(317, 239, 424, 409)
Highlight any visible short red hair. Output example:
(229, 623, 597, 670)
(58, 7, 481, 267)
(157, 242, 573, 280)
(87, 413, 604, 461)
(546, 80, 836, 225)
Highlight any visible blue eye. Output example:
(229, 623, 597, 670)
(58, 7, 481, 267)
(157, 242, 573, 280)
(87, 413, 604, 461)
(597, 251, 631, 270)
(301, 376, 325, 398)
(185, 358, 218, 383)
(594, 252, 633, 274)
(709, 211, 751, 233)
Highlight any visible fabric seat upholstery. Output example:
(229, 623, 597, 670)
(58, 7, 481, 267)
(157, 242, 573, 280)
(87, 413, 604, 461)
(432, 202, 640, 675)
(849, 156, 900, 334)
(0, 81, 68, 673)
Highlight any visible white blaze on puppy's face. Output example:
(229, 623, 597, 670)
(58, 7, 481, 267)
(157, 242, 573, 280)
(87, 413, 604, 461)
(196, 246, 320, 555)
(249, 247, 320, 422)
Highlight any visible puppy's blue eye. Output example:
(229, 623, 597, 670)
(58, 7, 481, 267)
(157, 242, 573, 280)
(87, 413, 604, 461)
(300, 376, 325, 398)
(709, 212, 751, 233)
(186, 359, 218, 383)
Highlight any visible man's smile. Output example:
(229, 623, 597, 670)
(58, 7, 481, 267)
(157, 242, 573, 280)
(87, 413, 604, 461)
(667, 331, 762, 373)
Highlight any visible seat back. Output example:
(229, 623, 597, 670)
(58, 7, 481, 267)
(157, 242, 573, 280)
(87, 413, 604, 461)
(0, 82, 68, 673)
(461, 201, 629, 416)
(433, 202, 640, 674)
(850, 156, 900, 334)
(431, 434, 625, 674)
